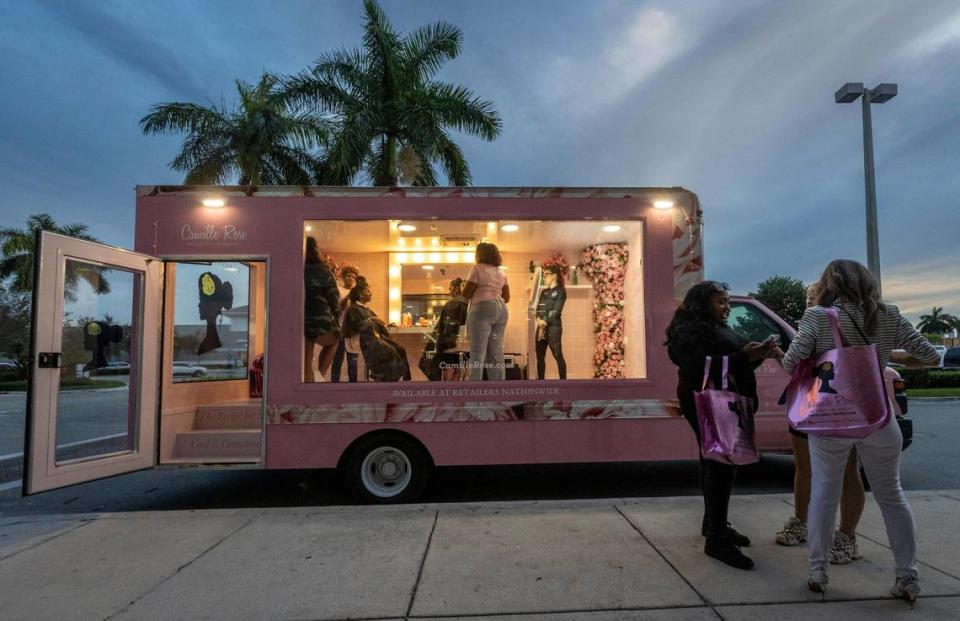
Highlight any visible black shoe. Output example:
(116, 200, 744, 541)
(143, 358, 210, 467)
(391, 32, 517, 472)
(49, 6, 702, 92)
(705, 535, 754, 570)
(701, 517, 751, 547)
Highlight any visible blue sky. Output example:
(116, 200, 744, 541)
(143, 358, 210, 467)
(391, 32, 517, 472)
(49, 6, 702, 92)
(1, 0, 957, 320)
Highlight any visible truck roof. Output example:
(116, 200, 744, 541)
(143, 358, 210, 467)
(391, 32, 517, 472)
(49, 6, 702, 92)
(137, 185, 699, 209)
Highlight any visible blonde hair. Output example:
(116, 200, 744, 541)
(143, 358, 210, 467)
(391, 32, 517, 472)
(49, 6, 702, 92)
(812, 259, 885, 334)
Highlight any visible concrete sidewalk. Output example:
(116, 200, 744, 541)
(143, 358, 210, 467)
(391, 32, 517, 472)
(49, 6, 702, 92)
(2, 491, 959, 620)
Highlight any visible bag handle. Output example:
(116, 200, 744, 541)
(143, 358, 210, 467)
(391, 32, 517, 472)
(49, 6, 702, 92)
(701, 355, 729, 391)
(823, 307, 846, 347)
(839, 307, 872, 345)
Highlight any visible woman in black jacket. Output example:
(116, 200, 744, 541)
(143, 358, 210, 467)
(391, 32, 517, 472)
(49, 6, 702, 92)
(427, 278, 469, 380)
(665, 281, 777, 569)
(303, 237, 340, 382)
(536, 265, 567, 379)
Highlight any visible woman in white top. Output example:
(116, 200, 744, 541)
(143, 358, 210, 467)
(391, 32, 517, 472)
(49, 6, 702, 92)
(779, 259, 940, 603)
(462, 242, 510, 381)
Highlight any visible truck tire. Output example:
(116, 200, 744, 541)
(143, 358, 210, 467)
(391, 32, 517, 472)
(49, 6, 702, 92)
(342, 434, 430, 504)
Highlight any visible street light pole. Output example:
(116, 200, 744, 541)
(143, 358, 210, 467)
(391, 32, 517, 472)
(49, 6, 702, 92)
(835, 82, 897, 295)
(860, 88, 881, 290)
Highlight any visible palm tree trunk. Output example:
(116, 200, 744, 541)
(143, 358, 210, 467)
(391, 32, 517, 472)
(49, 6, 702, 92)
(374, 135, 399, 186)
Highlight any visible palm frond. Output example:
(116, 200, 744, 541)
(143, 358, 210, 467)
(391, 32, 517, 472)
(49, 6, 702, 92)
(139, 103, 226, 136)
(401, 21, 462, 81)
(433, 132, 470, 186)
(423, 82, 502, 141)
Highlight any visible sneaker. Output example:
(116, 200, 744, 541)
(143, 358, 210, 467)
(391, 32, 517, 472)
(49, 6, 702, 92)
(891, 575, 921, 603)
(807, 567, 829, 594)
(775, 516, 807, 546)
(705, 534, 754, 570)
(828, 530, 862, 564)
(701, 517, 751, 547)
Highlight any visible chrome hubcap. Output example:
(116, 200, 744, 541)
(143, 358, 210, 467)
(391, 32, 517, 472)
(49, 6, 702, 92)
(360, 446, 412, 498)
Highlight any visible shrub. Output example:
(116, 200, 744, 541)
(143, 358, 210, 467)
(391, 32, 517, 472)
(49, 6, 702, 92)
(897, 368, 960, 388)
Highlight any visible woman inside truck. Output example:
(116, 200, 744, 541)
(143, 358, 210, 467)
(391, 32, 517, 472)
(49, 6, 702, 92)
(427, 277, 468, 380)
(463, 242, 510, 381)
(536, 264, 567, 379)
(343, 277, 412, 382)
(303, 237, 341, 382)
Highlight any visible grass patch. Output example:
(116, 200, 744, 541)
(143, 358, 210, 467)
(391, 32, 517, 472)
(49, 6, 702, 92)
(906, 387, 960, 398)
(0, 378, 126, 392)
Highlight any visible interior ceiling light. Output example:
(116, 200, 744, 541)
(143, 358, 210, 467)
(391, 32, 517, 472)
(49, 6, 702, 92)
(398, 223, 417, 232)
(603, 224, 622, 233)
(202, 198, 225, 208)
(500, 224, 519, 232)
(304, 225, 313, 232)
(653, 199, 675, 210)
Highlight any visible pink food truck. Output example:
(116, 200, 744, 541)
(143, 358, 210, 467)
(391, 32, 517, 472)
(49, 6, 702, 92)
(24, 186, 907, 501)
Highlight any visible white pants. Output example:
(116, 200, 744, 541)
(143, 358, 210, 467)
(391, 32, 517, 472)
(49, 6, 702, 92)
(808, 420, 918, 578)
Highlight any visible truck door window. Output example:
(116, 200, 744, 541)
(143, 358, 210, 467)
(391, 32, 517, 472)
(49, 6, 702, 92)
(727, 303, 786, 345)
(170, 261, 251, 382)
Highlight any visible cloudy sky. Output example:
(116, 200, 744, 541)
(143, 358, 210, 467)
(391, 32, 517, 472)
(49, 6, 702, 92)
(1, 0, 957, 320)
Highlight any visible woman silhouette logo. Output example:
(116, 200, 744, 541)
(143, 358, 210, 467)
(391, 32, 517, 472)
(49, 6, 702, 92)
(815, 361, 838, 394)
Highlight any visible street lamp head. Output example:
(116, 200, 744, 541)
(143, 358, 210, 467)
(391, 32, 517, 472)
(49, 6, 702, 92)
(869, 83, 898, 103)
(835, 82, 865, 103)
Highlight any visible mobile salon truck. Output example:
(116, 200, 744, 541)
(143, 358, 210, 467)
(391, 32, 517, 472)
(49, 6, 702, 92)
(24, 186, 906, 501)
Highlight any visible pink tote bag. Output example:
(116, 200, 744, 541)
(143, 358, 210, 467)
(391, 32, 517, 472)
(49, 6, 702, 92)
(694, 356, 759, 465)
(785, 308, 890, 438)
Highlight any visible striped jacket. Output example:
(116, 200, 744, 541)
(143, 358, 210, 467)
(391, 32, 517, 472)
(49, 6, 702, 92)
(781, 303, 940, 374)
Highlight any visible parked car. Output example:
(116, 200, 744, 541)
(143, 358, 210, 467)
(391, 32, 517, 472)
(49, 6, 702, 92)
(171, 362, 208, 377)
(943, 347, 960, 368)
(0, 360, 18, 370)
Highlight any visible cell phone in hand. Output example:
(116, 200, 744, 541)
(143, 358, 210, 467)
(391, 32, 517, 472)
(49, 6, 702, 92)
(764, 334, 778, 345)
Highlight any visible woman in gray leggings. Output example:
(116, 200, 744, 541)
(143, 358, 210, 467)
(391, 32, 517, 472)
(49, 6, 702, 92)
(462, 242, 511, 381)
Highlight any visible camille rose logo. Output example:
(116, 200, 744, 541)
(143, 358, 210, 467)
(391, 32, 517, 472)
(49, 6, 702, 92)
(814, 361, 838, 394)
(180, 223, 248, 244)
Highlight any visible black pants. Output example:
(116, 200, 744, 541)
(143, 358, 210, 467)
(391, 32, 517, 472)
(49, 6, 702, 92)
(331, 337, 345, 381)
(682, 407, 737, 537)
(536, 324, 566, 379)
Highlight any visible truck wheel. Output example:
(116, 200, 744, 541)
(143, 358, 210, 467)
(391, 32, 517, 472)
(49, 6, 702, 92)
(342, 434, 430, 504)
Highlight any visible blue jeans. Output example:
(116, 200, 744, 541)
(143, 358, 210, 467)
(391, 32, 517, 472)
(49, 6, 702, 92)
(467, 299, 508, 381)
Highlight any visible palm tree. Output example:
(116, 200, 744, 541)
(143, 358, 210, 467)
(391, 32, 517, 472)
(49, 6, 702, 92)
(280, 0, 502, 186)
(916, 306, 958, 335)
(0, 214, 108, 301)
(140, 73, 330, 187)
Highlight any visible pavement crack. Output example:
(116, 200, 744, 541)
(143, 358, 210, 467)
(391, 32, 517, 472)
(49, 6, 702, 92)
(0, 519, 91, 562)
(855, 530, 960, 582)
(614, 505, 721, 613)
(101, 514, 257, 621)
(404, 509, 439, 620)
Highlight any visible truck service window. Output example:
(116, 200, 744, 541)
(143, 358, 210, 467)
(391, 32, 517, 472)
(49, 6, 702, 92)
(303, 220, 646, 383)
(170, 261, 251, 383)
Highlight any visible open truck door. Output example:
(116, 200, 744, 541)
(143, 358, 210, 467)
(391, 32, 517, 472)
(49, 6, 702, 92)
(24, 232, 162, 494)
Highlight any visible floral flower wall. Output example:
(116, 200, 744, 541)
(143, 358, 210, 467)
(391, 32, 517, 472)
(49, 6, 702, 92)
(579, 243, 629, 379)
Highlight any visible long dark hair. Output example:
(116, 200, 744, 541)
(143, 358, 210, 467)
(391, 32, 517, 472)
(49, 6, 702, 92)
(664, 281, 729, 348)
(812, 259, 885, 335)
(475, 242, 502, 267)
(305, 236, 321, 264)
(348, 276, 370, 303)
